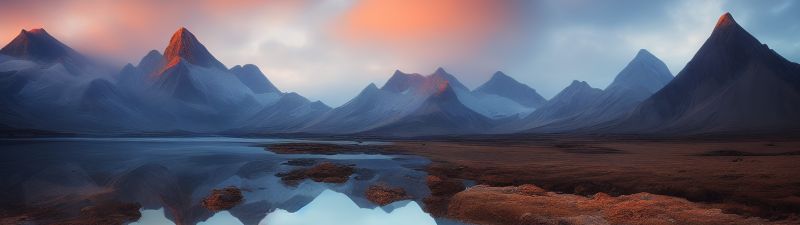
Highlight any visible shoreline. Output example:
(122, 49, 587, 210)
(263, 138, 800, 224)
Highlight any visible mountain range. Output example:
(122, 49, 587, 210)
(0, 13, 798, 136)
(610, 13, 800, 134)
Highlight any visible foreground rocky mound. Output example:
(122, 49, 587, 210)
(446, 185, 789, 225)
(423, 175, 466, 216)
(366, 184, 411, 206)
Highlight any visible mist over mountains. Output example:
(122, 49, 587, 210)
(1, 13, 798, 136)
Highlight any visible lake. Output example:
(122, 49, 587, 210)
(0, 137, 466, 225)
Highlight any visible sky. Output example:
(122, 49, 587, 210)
(1, 0, 799, 106)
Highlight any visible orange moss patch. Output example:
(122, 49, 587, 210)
(201, 186, 244, 211)
(447, 185, 792, 225)
(366, 184, 411, 206)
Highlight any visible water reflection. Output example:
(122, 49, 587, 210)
(129, 208, 178, 225)
(130, 190, 437, 225)
(262, 190, 436, 225)
(0, 137, 442, 225)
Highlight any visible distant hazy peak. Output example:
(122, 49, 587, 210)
(0, 28, 84, 64)
(491, 71, 511, 79)
(365, 82, 379, 90)
(485, 71, 528, 87)
(606, 49, 673, 93)
(569, 80, 591, 88)
(546, 80, 602, 104)
(474, 71, 546, 107)
(137, 49, 165, 73)
(635, 49, 656, 59)
(230, 63, 281, 94)
(382, 70, 426, 92)
(433, 67, 447, 75)
(428, 67, 468, 91)
(144, 49, 162, 58)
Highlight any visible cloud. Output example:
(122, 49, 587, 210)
(331, 0, 516, 58)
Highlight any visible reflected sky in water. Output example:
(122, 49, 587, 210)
(0, 137, 451, 225)
(130, 190, 436, 225)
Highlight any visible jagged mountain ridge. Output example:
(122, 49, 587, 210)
(230, 64, 281, 94)
(302, 68, 541, 134)
(0, 27, 325, 132)
(474, 71, 547, 108)
(514, 49, 674, 133)
(2, 12, 799, 136)
(365, 83, 492, 136)
(512, 80, 603, 131)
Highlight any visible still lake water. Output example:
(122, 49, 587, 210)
(0, 137, 465, 225)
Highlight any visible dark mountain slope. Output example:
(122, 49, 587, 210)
(613, 13, 800, 134)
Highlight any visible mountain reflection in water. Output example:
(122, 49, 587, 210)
(132, 190, 436, 225)
(0, 137, 449, 225)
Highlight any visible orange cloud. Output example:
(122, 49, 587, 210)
(332, 0, 516, 58)
(0, 0, 310, 63)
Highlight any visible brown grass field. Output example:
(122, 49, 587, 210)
(269, 135, 800, 224)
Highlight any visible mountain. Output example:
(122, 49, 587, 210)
(428, 67, 470, 92)
(138, 50, 166, 75)
(381, 68, 466, 95)
(78, 78, 149, 130)
(0, 30, 98, 131)
(305, 68, 540, 134)
(508, 80, 602, 131)
(230, 64, 281, 94)
(474, 71, 547, 108)
(242, 93, 330, 131)
(614, 13, 800, 134)
(381, 70, 428, 93)
(4, 13, 798, 136)
(518, 49, 673, 133)
(148, 28, 255, 106)
(606, 49, 674, 93)
(365, 83, 492, 136)
(413, 68, 538, 119)
(0, 28, 86, 65)
(302, 70, 436, 133)
(161, 27, 226, 70)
